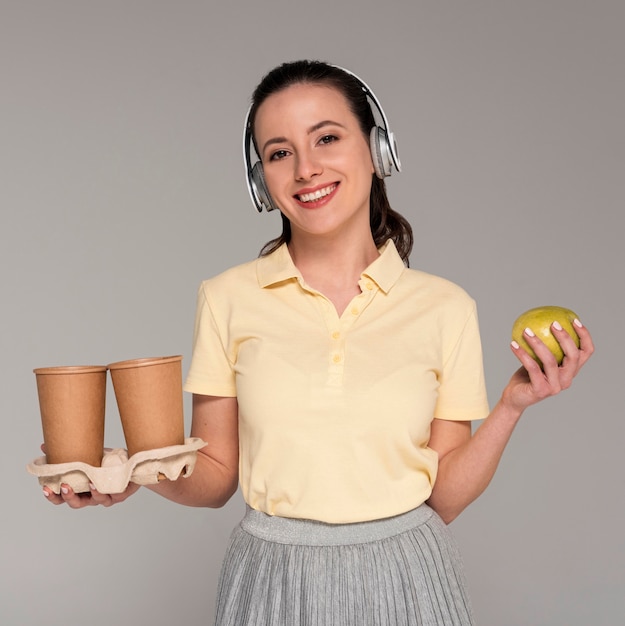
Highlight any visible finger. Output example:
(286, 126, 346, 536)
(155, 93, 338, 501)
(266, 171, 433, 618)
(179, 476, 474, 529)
(43, 486, 66, 505)
(510, 339, 554, 396)
(510, 339, 544, 373)
(551, 321, 580, 357)
(59, 483, 98, 509)
(105, 482, 141, 505)
(551, 319, 594, 386)
(572, 318, 595, 364)
(518, 327, 561, 375)
(88, 484, 115, 507)
(514, 329, 564, 395)
(119, 481, 142, 501)
(550, 321, 581, 377)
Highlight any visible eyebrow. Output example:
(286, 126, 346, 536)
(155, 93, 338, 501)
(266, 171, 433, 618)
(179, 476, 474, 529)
(261, 120, 347, 156)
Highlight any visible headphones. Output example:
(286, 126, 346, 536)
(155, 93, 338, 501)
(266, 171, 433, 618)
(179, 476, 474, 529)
(243, 65, 401, 213)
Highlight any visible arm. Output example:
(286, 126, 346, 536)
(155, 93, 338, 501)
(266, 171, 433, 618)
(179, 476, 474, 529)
(44, 393, 239, 509)
(144, 394, 239, 507)
(427, 319, 594, 524)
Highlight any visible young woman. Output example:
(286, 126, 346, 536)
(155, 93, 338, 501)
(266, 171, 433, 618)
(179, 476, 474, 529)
(45, 60, 594, 625)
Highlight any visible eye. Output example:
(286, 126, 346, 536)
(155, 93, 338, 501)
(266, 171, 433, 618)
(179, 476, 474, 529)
(319, 134, 338, 145)
(269, 149, 290, 161)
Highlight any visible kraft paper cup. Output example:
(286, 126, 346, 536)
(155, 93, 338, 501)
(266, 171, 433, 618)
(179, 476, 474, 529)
(34, 365, 107, 467)
(108, 355, 185, 457)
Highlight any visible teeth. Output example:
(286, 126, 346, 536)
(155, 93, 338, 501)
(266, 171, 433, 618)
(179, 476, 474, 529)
(298, 184, 336, 203)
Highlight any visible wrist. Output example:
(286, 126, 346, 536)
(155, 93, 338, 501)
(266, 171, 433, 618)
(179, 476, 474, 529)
(493, 396, 524, 424)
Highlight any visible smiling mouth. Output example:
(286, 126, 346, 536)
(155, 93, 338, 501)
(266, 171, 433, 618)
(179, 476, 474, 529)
(296, 183, 338, 203)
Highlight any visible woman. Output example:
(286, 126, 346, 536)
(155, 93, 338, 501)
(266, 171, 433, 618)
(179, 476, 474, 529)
(45, 61, 594, 625)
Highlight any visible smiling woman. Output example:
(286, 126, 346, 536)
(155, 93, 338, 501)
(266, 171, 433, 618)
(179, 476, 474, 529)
(244, 61, 413, 263)
(45, 60, 594, 626)
(254, 83, 377, 246)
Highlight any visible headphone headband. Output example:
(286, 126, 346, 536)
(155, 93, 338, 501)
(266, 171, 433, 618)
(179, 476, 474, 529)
(243, 64, 401, 213)
(332, 65, 401, 173)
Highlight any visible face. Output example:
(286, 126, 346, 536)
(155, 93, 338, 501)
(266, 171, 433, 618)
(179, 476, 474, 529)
(254, 83, 375, 242)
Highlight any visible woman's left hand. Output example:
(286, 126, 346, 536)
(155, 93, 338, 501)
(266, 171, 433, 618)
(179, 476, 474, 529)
(503, 318, 594, 413)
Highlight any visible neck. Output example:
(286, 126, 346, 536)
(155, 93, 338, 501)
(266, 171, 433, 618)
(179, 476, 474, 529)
(287, 231, 379, 315)
(289, 229, 378, 275)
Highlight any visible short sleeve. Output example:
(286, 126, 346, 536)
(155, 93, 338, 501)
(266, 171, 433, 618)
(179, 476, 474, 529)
(434, 303, 490, 421)
(183, 281, 237, 397)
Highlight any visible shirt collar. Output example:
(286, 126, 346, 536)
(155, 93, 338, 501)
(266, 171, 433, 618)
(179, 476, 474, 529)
(257, 239, 405, 293)
(257, 243, 301, 288)
(361, 239, 406, 294)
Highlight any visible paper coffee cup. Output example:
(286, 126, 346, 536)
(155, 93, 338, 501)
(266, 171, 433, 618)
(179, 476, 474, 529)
(108, 355, 185, 457)
(34, 365, 107, 466)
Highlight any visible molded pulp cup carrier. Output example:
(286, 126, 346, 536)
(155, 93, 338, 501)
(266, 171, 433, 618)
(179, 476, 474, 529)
(108, 355, 185, 457)
(33, 365, 107, 466)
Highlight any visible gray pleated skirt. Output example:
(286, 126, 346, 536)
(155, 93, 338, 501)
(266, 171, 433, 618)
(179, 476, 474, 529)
(213, 503, 474, 626)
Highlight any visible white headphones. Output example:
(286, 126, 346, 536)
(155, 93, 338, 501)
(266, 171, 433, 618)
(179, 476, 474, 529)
(243, 65, 401, 213)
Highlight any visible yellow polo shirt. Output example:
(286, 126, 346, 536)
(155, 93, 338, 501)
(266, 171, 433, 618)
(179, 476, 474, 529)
(184, 240, 489, 523)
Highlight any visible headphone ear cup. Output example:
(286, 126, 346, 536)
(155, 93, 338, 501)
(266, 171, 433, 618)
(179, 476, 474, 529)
(369, 126, 393, 179)
(251, 162, 277, 212)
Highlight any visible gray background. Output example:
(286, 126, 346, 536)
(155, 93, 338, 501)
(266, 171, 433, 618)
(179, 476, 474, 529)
(2, 1, 623, 624)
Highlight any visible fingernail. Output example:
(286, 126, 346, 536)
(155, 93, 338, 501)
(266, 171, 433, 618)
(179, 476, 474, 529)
(553, 321, 563, 331)
(89, 482, 96, 491)
(511, 340, 520, 349)
(574, 318, 583, 328)
(61, 486, 69, 495)
(43, 488, 50, 497)
(524, 327, 535, 337)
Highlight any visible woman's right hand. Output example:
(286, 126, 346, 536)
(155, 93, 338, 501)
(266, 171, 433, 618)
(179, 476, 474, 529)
(39, 442, 141, 508)
(43, 481, 140, 508)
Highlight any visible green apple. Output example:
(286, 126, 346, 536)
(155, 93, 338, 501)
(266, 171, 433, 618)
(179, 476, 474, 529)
(512, 306, 580, 366)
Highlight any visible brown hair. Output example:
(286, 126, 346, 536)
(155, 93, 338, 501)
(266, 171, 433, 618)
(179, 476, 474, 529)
(248, 60, 413, 265)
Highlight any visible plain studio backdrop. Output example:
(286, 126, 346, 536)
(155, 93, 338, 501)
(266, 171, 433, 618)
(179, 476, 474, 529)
(1, 2, 623, 625)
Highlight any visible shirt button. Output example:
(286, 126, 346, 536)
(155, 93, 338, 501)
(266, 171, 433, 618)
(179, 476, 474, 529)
(366, 282, 374, 290)
(351, 307, 359, 316)
(332, 354, 341, 363)
(331, 331, 340, 340)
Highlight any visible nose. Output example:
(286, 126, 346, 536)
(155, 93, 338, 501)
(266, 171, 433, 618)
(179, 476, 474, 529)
(294, 150, 322, 182)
